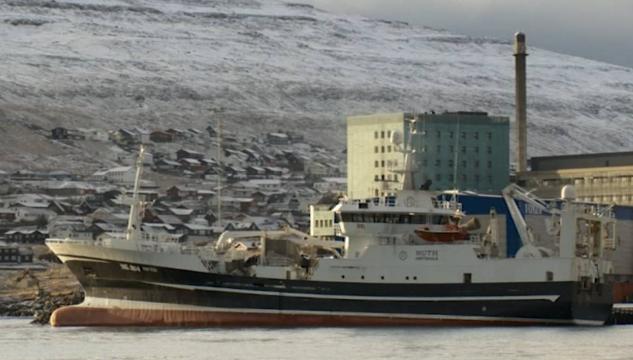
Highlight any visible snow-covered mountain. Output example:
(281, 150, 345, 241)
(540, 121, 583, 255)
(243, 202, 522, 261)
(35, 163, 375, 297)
(1, 0, 632, 171)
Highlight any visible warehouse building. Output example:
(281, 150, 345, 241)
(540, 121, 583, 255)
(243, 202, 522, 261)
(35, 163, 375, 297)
(518, 151, 633, 205)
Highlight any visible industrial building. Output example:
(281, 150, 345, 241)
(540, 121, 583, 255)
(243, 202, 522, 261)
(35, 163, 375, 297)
(518, 152, 633, 205)
(347, 112, 509, 199)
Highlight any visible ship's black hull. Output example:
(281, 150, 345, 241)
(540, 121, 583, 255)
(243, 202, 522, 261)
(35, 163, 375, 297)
(51, 256, 614, 326)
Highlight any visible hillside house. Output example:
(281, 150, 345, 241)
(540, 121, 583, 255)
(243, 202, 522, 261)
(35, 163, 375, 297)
(264, 167, 285, 178)
(4, 227, 48, 244)
(0, 244, 33, 263)
(0, 209, 17, 223)
(179, 158, 205, 172)
(150, 130, 175, 143)
(77, 128, 109, 142)
(246, 166, 266, 178)
(177, 149, 205, 160)
(267, 132, 290, 145)
(154, 159, 181, 172)
(51, 127, 69, 140)
(92, 166, 135, 184)
(313, 177, 347, 194)
(166, 186, 199, 200)
(111, 128, 138, 145)
(166, 128, 186, 140)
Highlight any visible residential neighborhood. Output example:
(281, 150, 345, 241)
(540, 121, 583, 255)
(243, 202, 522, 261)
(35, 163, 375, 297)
(0, 125, 346, 264)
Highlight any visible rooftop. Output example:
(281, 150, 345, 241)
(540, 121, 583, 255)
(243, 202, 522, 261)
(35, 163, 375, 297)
(530, 151, 633, 172)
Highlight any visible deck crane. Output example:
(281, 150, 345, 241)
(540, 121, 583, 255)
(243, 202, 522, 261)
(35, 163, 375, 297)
(502, 183, 560, 258)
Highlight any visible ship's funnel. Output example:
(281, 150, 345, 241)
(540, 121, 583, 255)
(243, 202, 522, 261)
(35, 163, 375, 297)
(514, 32, 528, 173)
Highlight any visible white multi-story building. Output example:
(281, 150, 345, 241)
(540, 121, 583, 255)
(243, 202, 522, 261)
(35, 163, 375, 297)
(347, 112, 509, 199)
(309, 204, 335, 241)
(92, 166, 135, 184)
(347, 113, 406, 200)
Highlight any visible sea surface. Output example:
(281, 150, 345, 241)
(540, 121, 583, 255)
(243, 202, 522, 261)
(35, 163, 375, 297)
(2, 317, 633, 360)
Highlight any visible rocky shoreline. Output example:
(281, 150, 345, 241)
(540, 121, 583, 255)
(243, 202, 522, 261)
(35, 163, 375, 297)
(0, 289, 84, 324)
(0, 264, 82, 324)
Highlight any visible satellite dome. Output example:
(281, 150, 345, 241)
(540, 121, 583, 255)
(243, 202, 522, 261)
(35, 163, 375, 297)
(390, 130, 403, 146)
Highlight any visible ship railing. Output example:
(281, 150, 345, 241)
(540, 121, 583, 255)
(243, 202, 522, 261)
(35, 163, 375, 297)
(578, 204, 615, 218)
(348, 196, 403, 209)
(436, 200, 462, 211)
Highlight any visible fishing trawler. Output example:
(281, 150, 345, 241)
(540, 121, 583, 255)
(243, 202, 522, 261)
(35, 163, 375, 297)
(47, 125, 617, 326)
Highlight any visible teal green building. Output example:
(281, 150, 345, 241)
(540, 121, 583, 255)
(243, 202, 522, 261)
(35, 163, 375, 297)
(405, 112, 509, 193)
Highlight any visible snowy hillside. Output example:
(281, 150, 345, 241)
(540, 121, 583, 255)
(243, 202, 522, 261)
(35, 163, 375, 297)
(1, 0, 633, 171)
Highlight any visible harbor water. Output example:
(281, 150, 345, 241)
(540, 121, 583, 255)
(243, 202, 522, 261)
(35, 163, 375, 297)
(2, 318, 633, 360)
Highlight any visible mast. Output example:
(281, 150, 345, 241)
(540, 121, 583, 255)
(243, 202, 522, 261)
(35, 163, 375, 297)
(401, 117, 417, 191)
(126, 145, 145, 241)
(452, 118, 460, 190)
(216, 117, 223, 228)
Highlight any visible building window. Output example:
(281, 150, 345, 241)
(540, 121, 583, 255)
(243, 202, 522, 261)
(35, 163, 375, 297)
(387, 130, 391, 138)
(381, 131, 385, 139)
(422, 159, 428, 167)
(449, 145, 454, 153)
(436, 131, 441, 138)
(474, 132, 479, 140)
(375, 161, 379, 168)
(381, 174, 385, 181)
(487, 146, 492, 154)
(449, 131, 454, 139)
(475, 160, 479, 168)
(394, 160, 398, 167)
(487, 161, 492, 169)
(448, 174, 454, 182)
(461, 132, 466, 139)
(461, 160, 467, 168)
(435, 159, 441, 167)
(387, 145, 392, 153)
(462, 174, 467, 182)
(474, 146, 479, 153)
(436, 145, 441, 153)
(461, 146, 466, 154)
(448, 160, 454, 167)
(394, 175, 399, 182)
(435, 174, 441, 181)
(381, 146, 385, 153)
(487, 132, 492, 140)
(374, 131, 379, 139)
(374, 146, 378, 153)
(381, 160, 385, 167)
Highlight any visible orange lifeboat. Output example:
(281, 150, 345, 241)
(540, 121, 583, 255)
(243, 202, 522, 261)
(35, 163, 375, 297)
(414, 224, 470, 243)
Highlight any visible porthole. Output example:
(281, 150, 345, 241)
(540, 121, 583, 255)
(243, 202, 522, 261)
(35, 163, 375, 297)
(413, 276, 418, 280)
(405, 276, 409, 280)
(341, 275, 345, 279)
(361, 275, 365, 280)
(380, 276, 385, 280)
